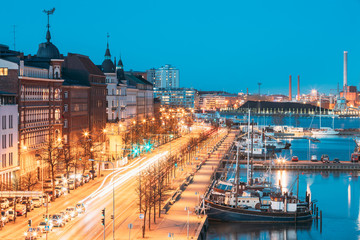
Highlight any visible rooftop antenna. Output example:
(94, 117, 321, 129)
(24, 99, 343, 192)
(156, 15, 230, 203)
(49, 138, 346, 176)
(257, 82, 262, 95)
(43, 8, 55, 42)
(13, 25, 16, 50)
(107, 32, 110, 48)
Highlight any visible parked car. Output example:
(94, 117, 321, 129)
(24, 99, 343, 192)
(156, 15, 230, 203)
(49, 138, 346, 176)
(291, 156, 299, 162)
(321, 154, 330, 163)
(7, 209, 15, 221)
(59, 211, 70, 222)
(0, 199, 10, 209)
(67, 180, 75, 190)
(1, 210, 9, 223)
(51, 214, 65, 227)
(75, 178, 83, 187)
(38, 221, 53, 233)
(82, 174, 90, 183)
(7, 198, 14, 207)
(89, 169, 98, 178)
(75, 203, 86, 214)
(333, 158, 341, 163)
(311, 155, 318, 162)
(15, 205, 26, 216)
(55, 174, 66, 183)
(24, 227, 43, 240)
(40, 195, 51, 204)
(55, 186, 67, 195)
(44, 190, 54, 200)
(65, 207, 78, 218)
(21, 200, 34, 211)
(351, 153, 360, 162)
(44, 179, 53, 188)
(32, 198, 42, 208)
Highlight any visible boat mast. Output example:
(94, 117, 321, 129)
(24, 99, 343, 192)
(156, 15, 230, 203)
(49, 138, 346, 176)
(296, 172, 299, 203)
(247, 109, 250, 184)
(235, 141, 239, 208)
(319, 94, 322, 128)
(250, 120, 254, 185)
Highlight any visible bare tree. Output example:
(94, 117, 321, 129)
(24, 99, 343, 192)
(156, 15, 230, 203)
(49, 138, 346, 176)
(38, 133, 62, 201)
(21, 173, 38, 191)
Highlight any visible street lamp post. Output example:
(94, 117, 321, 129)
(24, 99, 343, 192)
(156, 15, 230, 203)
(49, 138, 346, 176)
(89, 159, 115, 240)
(184, 206, 190, 239)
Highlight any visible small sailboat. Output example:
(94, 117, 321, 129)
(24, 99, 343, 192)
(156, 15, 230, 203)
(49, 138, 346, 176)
(311, 95, 339, 136)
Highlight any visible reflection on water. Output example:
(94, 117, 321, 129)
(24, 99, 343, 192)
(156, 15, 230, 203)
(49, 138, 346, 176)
(276, 170, 289, 193)
(208, 221, 313, 240)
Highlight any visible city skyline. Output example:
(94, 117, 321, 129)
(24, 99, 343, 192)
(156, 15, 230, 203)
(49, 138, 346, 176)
(2, 0, 360, 94)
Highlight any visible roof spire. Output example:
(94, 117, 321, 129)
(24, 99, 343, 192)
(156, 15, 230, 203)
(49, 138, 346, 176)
(105, 33, 111, 59)
(117, 52, 123, 67)
(43, 8, 55, 43)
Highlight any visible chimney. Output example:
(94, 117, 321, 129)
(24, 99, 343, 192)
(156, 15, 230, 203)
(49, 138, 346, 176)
(297, 75, 300, 101)
(289, 75, 292, 101)
(246, 88, 249, 95)
(344, 51, 348, 97)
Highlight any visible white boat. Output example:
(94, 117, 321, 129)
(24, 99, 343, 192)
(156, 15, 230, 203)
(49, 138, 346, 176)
(311, 127, 339, 135)
(311, 95, 338, 136)
(354, 137, 360, 146)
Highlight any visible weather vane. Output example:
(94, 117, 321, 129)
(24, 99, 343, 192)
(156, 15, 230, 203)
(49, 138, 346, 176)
(43, 8, 55, 31)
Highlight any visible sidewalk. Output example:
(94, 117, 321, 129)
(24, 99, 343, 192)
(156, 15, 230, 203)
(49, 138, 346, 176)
(130, 129, 237, 240)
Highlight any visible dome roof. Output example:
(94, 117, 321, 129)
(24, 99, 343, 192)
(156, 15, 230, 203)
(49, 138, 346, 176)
(101, 59, 115, 73)
(37, 41, 60, 59)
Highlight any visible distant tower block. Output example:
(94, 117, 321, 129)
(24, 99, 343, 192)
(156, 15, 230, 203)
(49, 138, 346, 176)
(289, 75, 292, 101)
(297, 75, 300, 101)
(343, 51, 348, 98)
(257, 82, 262, 95)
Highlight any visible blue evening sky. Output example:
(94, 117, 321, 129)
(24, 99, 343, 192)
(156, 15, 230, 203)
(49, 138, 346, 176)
(1, 0, 360, 95)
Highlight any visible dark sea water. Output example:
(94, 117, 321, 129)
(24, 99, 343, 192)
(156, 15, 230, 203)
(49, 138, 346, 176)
(206, 134, 360, 240)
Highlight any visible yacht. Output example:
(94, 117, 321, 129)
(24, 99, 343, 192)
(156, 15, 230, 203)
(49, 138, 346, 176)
(311, 127, 339, 136)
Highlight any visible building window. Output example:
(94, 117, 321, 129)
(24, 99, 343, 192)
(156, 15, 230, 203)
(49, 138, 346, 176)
(1, 154, 6, 168)
(2, 135, 6, 149)
(64, 104, 68, 112)
(0, 68, 8, 76)
(54, 89, 60, 100)
(55, 109, 60, 120)
(2, 116, 6, 129)
(64, 91, 68, 98)
(64, 119, 68, 128)
(9, 152, 13, 166)
(9, 115, 13, 129)
(9, 134, 13, 147)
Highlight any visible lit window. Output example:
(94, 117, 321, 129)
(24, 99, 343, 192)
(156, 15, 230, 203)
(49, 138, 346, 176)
(0, 68, 8, 76)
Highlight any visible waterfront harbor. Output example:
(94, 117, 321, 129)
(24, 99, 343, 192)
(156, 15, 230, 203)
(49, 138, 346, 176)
(143, 129, 237, 239)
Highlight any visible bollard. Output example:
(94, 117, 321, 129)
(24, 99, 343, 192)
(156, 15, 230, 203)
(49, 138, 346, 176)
(320, 210, 322, 233)
(311, 202, 314, 214)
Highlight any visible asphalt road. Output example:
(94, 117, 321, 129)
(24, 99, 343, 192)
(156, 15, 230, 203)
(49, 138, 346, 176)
(0, 125, 209, 240)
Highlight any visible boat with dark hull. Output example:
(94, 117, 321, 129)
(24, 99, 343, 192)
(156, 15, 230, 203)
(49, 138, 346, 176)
(201, 110, 313, 223)
(205, 200, 312, 223)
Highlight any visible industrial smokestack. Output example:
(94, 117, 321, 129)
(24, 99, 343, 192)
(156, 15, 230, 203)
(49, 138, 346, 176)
(289, 75, 292, 101)
(297, 75, 300, 101)
(343, 51, 348, 97)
